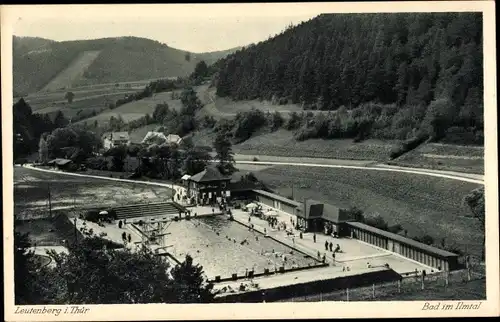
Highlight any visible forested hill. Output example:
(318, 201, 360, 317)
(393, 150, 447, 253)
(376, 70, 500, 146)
(215, 13, 483, 144)
(13, 36, 239, 95)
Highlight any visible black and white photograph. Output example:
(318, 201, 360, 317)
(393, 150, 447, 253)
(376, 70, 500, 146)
(2, 2, 498, 320)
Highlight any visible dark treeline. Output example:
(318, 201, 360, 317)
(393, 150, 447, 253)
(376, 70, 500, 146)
(13, 98, 69, 160)
(215, 13, 483, 144)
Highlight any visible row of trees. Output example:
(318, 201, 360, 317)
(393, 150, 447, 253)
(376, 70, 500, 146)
(207, 97, 482, 150)
(15, 230, 214, 305)
(38, 126, 101, 164)
(214, 13, 483, 144)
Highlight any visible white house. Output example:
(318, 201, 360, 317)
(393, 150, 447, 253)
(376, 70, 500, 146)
(166, 134, 183, 145)
(141, 131, 167, 145)
(102, 132, 130, 150)
(142, 132, 183, 146)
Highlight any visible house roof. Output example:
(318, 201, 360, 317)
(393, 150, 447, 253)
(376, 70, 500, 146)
(228, 181, 260, 192)
(189, 166, 231, 183)
(103, 132, 129, 141)
(322, 203, 354, 223)
(347, 222, 458, 258)
(252, 189, 303, 208)
(48, 158, 73, 166)
(141, 131, 167, 144)
(181, 174, 191, 180)
(298, 199, 354, 223)
(166, 134, 182, 144)
(301, 199, 324, 219)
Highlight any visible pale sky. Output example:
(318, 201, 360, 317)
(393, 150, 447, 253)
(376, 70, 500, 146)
(8, 4, 326, 53)
(4, 2, 488, 53)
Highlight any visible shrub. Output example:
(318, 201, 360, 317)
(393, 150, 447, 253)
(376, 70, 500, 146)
(414, 234, 434, 245)
(387, 224, 404, 234)
(363, 213, 389, 231)
(389, 133, 429, 159)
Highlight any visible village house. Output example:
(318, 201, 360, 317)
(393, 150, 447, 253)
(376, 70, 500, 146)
(102, 132, 130, 150)
(141, 132, 183, 146)
(166, 134, 183, 145)
(141, 131, 167, 145)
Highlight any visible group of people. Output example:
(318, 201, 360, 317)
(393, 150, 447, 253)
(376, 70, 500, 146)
(121, 231, 132, 243)
(324, 240, 342, 259)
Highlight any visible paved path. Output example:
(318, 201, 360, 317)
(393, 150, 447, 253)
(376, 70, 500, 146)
(229, 160, 484, 184)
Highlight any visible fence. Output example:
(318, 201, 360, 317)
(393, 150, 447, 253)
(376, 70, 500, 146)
(278, 265, 486, 302)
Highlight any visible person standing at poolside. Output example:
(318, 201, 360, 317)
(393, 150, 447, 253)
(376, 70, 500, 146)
(313, 233, 316, 243)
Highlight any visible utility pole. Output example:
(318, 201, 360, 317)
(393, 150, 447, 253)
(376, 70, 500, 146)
(48, 183, 52, 217)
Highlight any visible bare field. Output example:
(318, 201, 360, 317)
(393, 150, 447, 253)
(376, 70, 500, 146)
(392, 143, 484, 174)
(252, 165, 483, 258)
(14, 166, 173, 219)
(41, 51, 102, 92)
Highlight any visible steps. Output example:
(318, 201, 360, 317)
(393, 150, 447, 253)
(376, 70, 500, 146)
(112, 202, 183, 220)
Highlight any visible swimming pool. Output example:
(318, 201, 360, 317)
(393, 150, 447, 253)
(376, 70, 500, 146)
(162, 215, 320, 279)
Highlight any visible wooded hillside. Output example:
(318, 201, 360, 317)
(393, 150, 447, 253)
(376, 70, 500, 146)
(215, 13, 483, 144)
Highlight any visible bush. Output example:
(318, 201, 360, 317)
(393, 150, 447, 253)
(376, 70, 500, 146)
(363, 213, 389, 231)
(232, 108, 267, 143)
(344, 207, 364, 222)
(389, 133, 429, 159)
(414, 234, 434, 245)
(387, 224, 403, 234)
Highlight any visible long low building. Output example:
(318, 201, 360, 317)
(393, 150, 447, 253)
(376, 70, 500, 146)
(347, 222, 459, 271)
(253, 189, 302, 217)
(247, 189, 459, 272)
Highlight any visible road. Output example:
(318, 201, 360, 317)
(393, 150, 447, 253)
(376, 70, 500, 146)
(211, 154, 484, 185)
(21, 153, 484, 185)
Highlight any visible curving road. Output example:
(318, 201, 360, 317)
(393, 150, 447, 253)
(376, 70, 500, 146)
(231, 160, 484, 184)
(21, 154, 484, 185)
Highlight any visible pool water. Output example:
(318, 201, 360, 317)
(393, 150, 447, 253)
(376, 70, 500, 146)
(163, 215, 319, 279)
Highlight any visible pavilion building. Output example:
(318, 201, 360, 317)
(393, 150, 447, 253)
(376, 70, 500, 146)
(186, 166, 232, 205)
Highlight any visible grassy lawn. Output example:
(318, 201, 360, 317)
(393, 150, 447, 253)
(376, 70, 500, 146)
(196, 87, 329, 121)
(279, 269, 486, 302)
(253, 165, 483, 257)
(392, 143, 484, 174)
(32, 92, 135, 122)
(14, 166, 173, 220)
(129, 124, 160, 143)
(191, 129, 398, 161)
(77, 91, 182, 126)
(25, 88, 135, 107)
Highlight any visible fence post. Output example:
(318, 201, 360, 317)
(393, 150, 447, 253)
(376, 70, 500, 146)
(372, 284, 375, 299)
(466, 260, 471, 281)
(421, 274, 425, 290)
(445, 270, 449, 287)
(397, 279, 401, 293)
(346, 288, 349, 302)
(320, 291, 323, 302)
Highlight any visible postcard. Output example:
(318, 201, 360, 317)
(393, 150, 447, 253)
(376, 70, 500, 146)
(2, 1, 498, 320)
